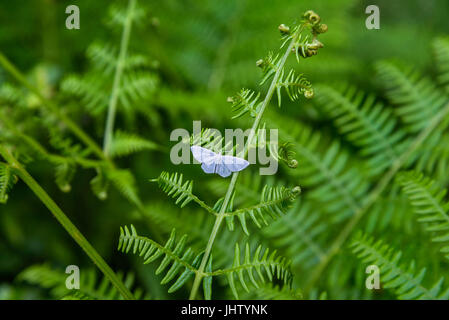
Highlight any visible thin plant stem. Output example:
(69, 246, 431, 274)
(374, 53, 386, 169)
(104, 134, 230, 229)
(0, 145, 135, 300)
(189, 29, 301, 300)
(103, 0, 137, 157)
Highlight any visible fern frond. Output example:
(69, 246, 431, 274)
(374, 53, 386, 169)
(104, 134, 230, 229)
(151, 171, 215, 213)
(190, 128, 234, 155)
(397, 171, 449, 259)
(118, 225, 202, 293)
(415, 134, 449, 180)
(224, 185, 301, 235)
(107, 168, 140, 206)
(62, 292, 95, 300)
(351, 233, 449, 300)
(211, 243, 292, 299)
(243, 283, 302, 300)
(208, 169, 276, 206)
(375, 61, 448, 132)
(228, 89, 261, 119)
(19, 264, 149, 300)
(363, 184, 414, 234)
(87, 42, 119, 75)
(18, 264, 68, 298)
(258, 52, 282, 85)
(87, 42, 153, 75)
(109, 130, 158, 158)
(433, 37, 449, 91)
(270, 115, 368, 222)
(276, 69, 313, 106)
(47, 126, 89, 158)
(107, 2, 147, 28)
(263, 201, 326, 269)
(54, 160, 76, 193)
(119, 71, 158, 111)
(61, 74, 109, 115)
(139, 202, 242, 269)
(315, 84, 408, 175)
(0, 163, 17, 204)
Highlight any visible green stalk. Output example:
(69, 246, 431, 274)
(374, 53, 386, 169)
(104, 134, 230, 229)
(103, 0, 137, 157)
(0, 145, 135, 300)
(303, 100, 449, 294)
(189, 29, 301, 300)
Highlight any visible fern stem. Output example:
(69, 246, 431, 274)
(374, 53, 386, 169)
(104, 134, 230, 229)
(103, 0, 137, 157)
(189, 29, 301, 300)
(0, 52, 106, 160)
(0, 145, 135, 300)
(303, 100, 449, 294)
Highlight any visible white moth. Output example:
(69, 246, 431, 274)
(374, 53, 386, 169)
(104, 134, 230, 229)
(190, 145, 249, 178)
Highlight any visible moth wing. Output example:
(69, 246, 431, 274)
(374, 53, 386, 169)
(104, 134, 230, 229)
(201, 162, 217, 174)
(221, 155, 250, 172)
(191, 146, 217, 163)
(215, 163, 232, 178)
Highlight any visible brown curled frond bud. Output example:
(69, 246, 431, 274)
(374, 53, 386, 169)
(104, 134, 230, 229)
(304, 10, 321, 25)
(316, 23, 328, 34)
(304, 90, 314, 99)
(290, 186, 302, 200)
(288, 159, 298, 169)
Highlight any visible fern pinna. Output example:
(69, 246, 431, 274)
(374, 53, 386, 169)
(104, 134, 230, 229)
(117, 10, 327, 299)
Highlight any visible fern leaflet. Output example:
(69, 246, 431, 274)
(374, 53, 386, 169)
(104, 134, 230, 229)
(397, 171, 449, 259)
(351, 233, 449, 300)
(0, 163, 17, 204)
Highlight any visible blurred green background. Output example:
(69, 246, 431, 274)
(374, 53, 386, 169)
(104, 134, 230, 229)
(1, 0, 449, 299)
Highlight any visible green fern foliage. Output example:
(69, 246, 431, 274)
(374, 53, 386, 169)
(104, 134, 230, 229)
(271, 116, 369, 222)
(54, 160, 76, 193)
(106, 168, 141, 206)
(118, 225, 203, 293)
(229, 89, 261, 119)
(276, 69, 313, 105)
(315, 84, 407, 175)
(225, 185, 301, 235)
(351, 233, 449, 300)
(19, 264, 149, 300)
(375, 61, 448, 133)
(220, 243, 293, 299)
(0, 163, 17, 204)
(243, 283, 302, 300)
(263, 201, 326, 270)
(434, 37, 449, 91)
(151, 171, 211, 210)
(397, 171, 449, 259)
(109, 131, 159, 158)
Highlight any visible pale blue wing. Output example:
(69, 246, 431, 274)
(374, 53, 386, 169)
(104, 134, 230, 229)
(221, 155, 250, 172)
(191, 146, 217, 163)
(191, 146, 246, 177)
(201, 162, 216, 174)
(215, 163, 232, 177)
